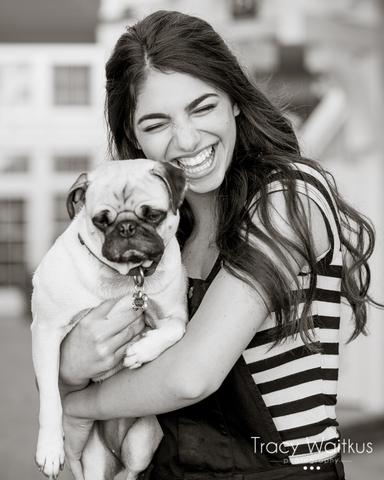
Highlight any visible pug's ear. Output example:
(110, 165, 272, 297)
(151, 163, 187, 214)
(66, 172, 89, 219)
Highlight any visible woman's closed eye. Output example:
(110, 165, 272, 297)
(193, 104, 216, 115)
(143, 122, 168, 133)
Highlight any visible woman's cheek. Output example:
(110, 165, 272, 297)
(147, 135, 169, 162)
(138, 140, 159, 161)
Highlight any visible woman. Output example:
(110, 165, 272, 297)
(60, 10, 377, 480)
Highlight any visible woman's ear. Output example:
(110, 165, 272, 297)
(233, 103, 240, 117)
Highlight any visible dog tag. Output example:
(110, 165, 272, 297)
(132, 290, 148, 311)
(132, 267, 148, 310)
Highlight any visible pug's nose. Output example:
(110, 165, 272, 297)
(118, 221, 137, 238)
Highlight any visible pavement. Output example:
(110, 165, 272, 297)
(0, 313, 72, 480)
(0, 314, 383, 480)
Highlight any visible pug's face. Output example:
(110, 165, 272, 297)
(67, 159, 187, 276)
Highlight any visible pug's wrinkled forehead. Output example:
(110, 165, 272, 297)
(88, 161, 170, 215)
(66, 159, 187, 220)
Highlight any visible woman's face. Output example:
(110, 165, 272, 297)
(133, 69, 239, 195)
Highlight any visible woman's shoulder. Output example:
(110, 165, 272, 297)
(263, 160, 330, 186)
(247, 159, 342, 258)
(257, 161, 338, 213)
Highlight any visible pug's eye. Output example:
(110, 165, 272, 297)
(141, 206, 166, 225)
(92, 209, 115, 231)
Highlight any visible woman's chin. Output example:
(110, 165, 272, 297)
(186, 167, 226, 195)
(187, 178, 222, 195)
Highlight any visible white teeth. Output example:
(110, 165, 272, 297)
(176, 146, 215, 176)
(178, 146, 213, 168)
(142, 260, 153, 268)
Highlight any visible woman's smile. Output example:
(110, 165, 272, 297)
(175, 145, 216, 178)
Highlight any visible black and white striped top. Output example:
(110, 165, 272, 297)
(243, 163, 342, 464)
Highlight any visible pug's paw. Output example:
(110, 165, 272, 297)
(123, 334, 162, 369)
(35, 426, 65, 478)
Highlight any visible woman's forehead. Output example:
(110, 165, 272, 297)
(135, 69, 220, 114)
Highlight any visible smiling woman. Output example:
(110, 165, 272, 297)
(133, 70, 239, 194)
(58, 10, 380, 480)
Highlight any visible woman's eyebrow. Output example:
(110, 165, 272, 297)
(186, 93, 218, 112)
(137, 113, 169, 125)
(137, 93, 219, 125)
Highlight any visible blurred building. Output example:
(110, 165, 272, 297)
(0, 45, 107, 307)
(0, 0, 383, 415)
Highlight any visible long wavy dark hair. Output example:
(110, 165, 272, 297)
(105, 10, 378, 345)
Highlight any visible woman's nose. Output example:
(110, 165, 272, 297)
(172, 121, 200, 152)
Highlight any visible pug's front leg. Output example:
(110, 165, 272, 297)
(123, 316, 186, 369)
(31, 322, 66, 478)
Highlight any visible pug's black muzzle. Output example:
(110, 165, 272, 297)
(101, 220, 164, 275)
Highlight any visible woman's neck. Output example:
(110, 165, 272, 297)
(186, 190, 217, 242)
(182, 190, 220, 279)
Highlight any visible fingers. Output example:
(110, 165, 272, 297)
(84, 298, 121, 320)
(115, 337, 139, 361)
(115, 327, 150, 362)
(106, 309, 144, 336)
(109, 319, 146, 353)
(83, 299, 143, 335)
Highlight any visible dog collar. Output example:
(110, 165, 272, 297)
(78, 233, 123, 274)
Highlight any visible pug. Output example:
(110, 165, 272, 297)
(31, 159, 188, 479)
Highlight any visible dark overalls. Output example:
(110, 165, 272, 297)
(147, 258, 346, 480)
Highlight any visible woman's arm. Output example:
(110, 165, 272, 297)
(64, 192, 329, 421)
(64, 266, 270, 419)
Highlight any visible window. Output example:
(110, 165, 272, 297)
(0, 154, 29, 173)
(0, 199, 28, 288)
(232, 0, 258, 19)
(53, 65, 91, 106)
(53, 154, 91, 173)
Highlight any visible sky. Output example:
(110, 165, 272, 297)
(0, 0, 100, 43)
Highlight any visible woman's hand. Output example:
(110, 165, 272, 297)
(60, 298, 146, 386)
(63, 414, 94, 480)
